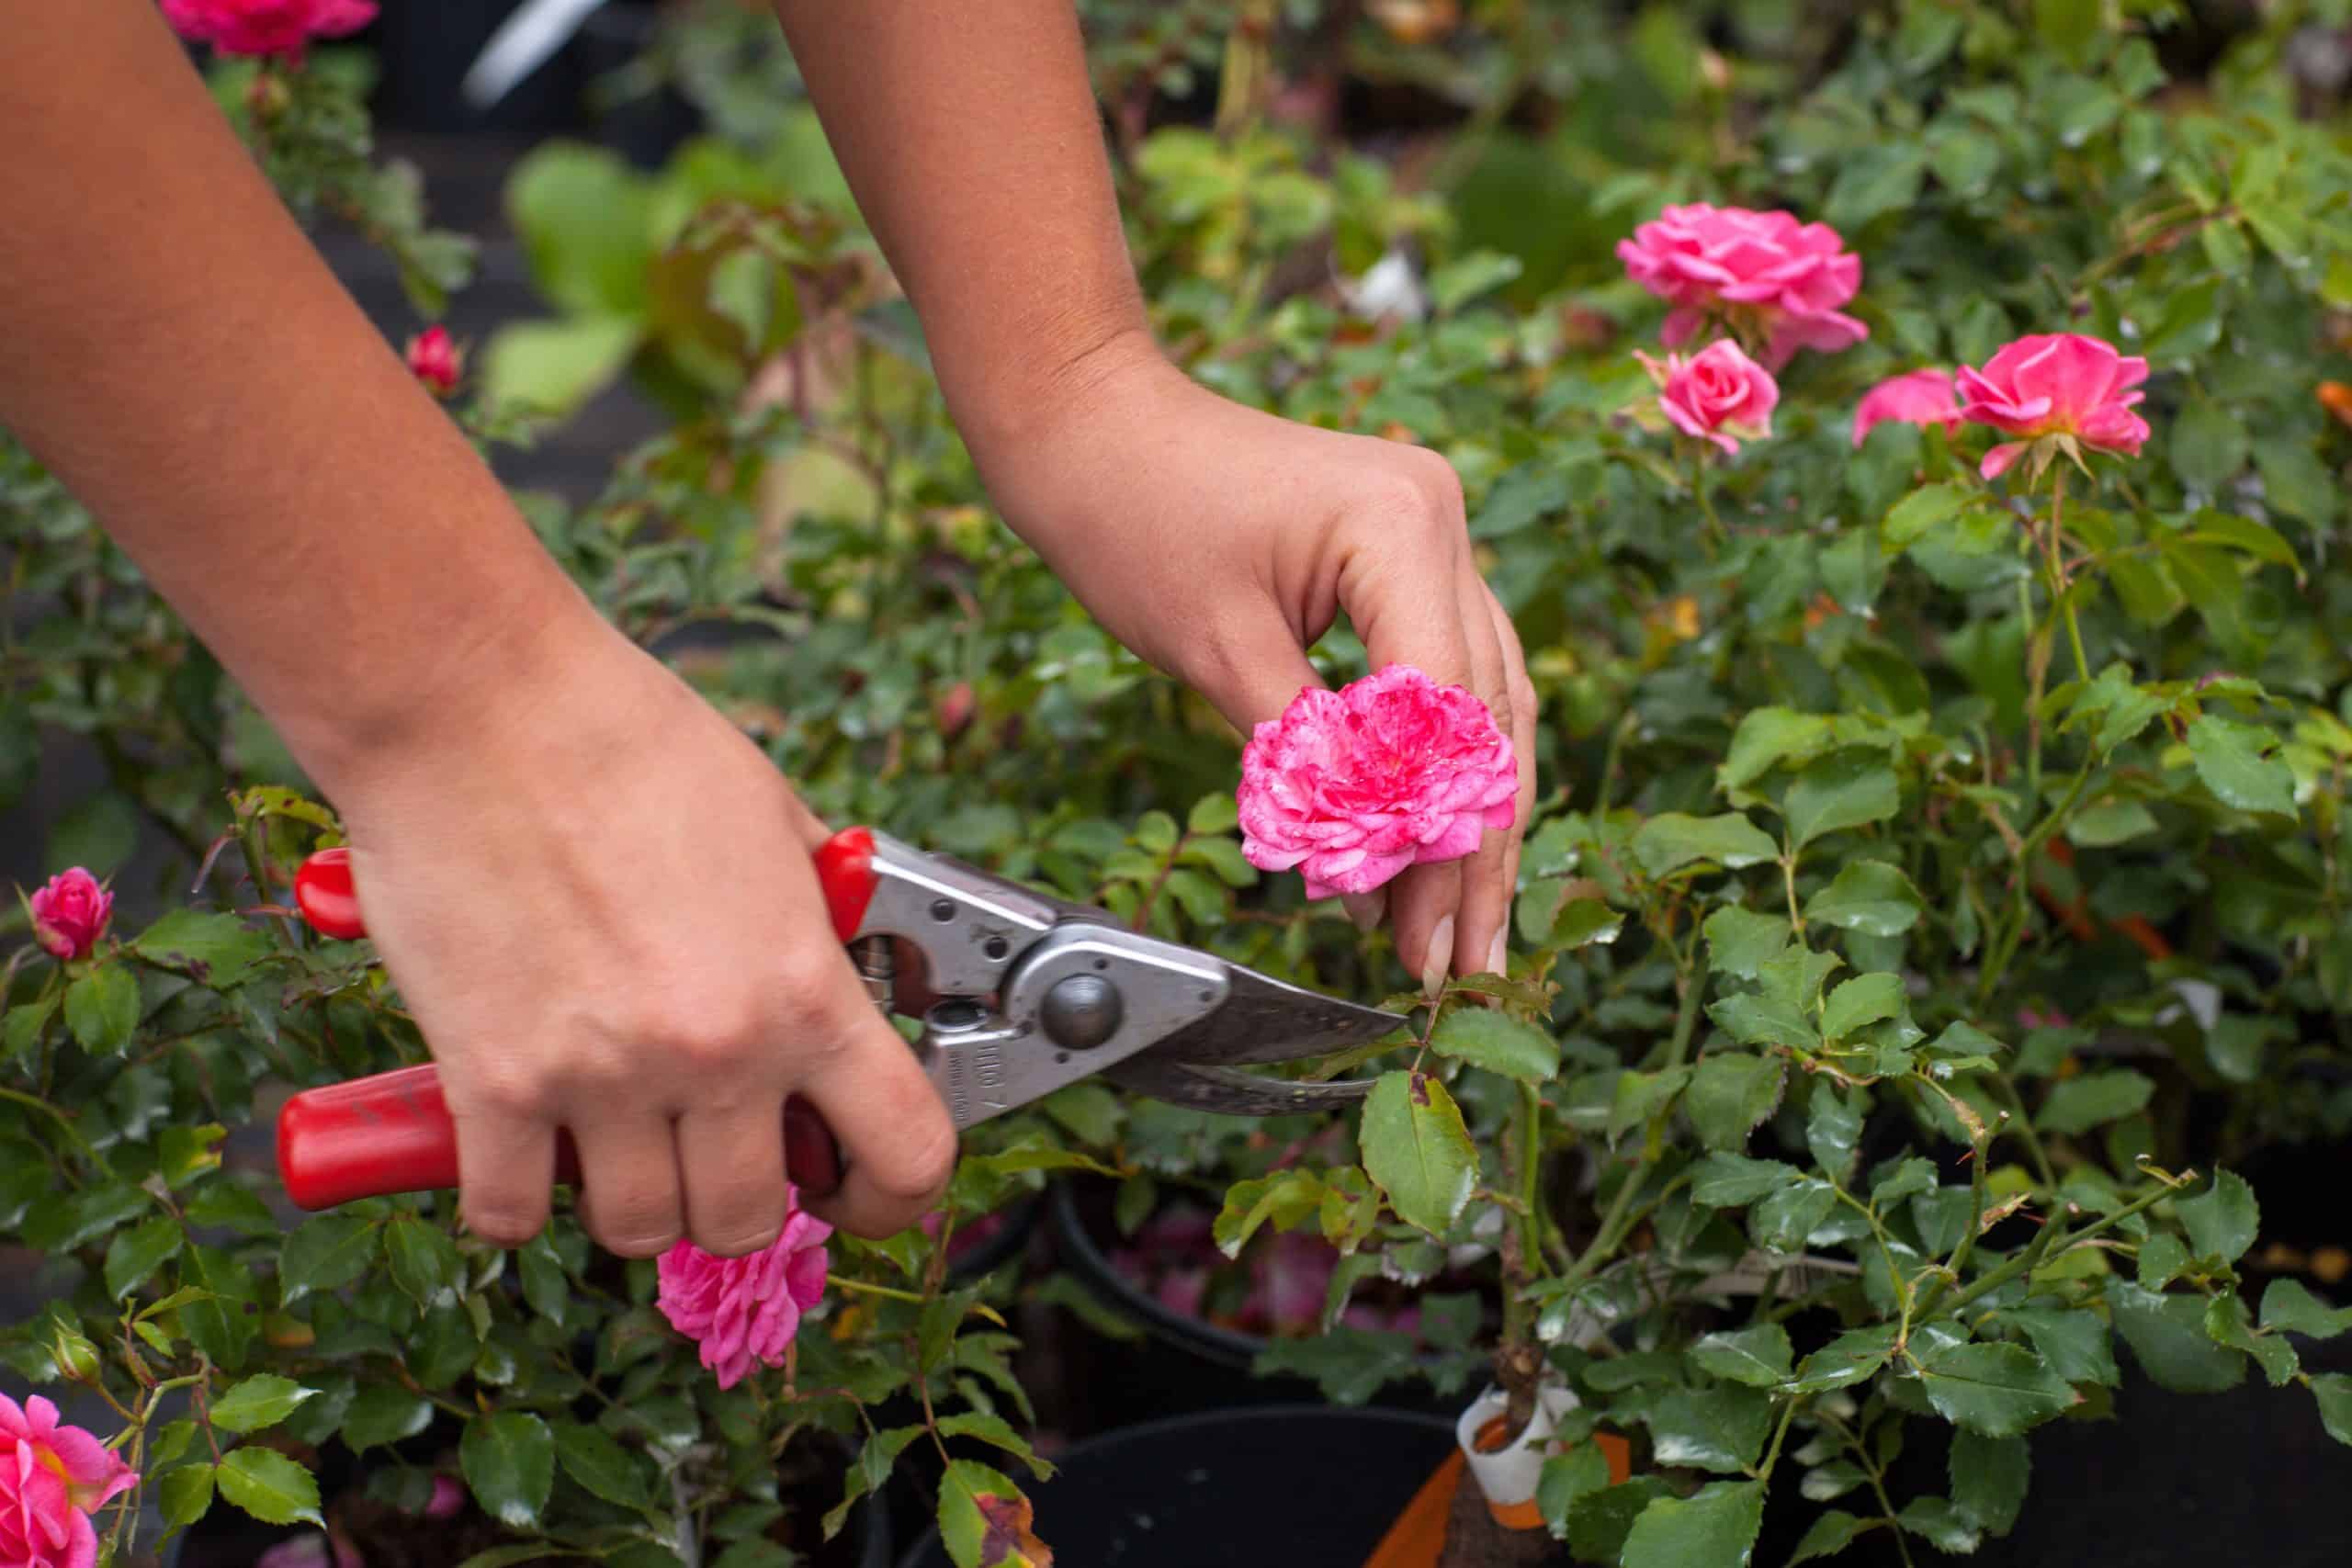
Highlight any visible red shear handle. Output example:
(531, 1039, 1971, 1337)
(276, 829, 884, 1211)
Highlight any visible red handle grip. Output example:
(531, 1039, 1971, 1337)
(276, 830, 885, 1213)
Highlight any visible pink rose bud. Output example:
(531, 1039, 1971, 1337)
(160, 0, 378, 62)
(28, 868, 111, 962)
(1956, 333, 2150, 480)
(654, 1190, 832, 1390)
(1851, 368, 1962, 447)
(404, 326, 463, 398)
(1238, 665, 1519, 901)
(0, 1393, 136, 1568)
(1637, 339, 1781, 456)
(1615, 202, 1867, 369)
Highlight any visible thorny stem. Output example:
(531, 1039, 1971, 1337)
(1992, 1072, 2059, 1190)
(1973, 761, 2097, 1010)
(1758, 1395, 1802, 1482)
(1688, 443, 1725, 558)
(1940, 1171, 2188, 1318)
(2047, 469, 2088, 683)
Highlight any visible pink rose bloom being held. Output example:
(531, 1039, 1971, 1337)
(655, 1192, 832, 1389)
(1637, 339, 1780, 456)
(1238, 665, 1518, 901)
(1851, 368, 1960, 447)
(1956, 333, 2150, 481)
(27, 868, 111, 961)
(160, 0, 378, 62)
(1616, 202, 1867, 368)
(0, 1393, 135, 1568)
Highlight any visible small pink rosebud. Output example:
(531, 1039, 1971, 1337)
(28, 868, 111, 962)
(1956, 333, 2150, 481)
(404, 326, 463, 398)
(1636, 339, 1781, 456)
(423, 1473, 464, 1520)
(1237, 665, 1519, 901)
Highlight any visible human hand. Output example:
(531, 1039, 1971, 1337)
(322, 618, 957, 1255)
(969, 334, 1539, 983)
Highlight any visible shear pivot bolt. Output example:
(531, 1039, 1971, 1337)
(1041, 975, 1123, 1050)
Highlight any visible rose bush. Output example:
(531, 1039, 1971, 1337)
(6, 3, 2352, 1568)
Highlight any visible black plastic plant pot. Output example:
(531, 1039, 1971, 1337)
(895, 1405, 1454, 1568)
(1048, 1177, 1269, 1371)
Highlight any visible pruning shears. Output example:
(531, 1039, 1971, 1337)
(274, 827, 1406, 1211)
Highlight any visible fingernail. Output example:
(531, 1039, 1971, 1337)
(1487, 931, 1509, 978)
(1343, 891, 1387, 932)
(1421, 915, 1455, 998)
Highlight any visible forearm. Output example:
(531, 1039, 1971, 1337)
(767, 0, 1153, 453)
(0, 0, 600, 799)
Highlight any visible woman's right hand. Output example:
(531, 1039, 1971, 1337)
(323, 620, 957, 1256)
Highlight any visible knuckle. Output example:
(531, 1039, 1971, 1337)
(462, 1199, 543, 1247)
(593, 1212, 683, 1259)
(691, 1217, 783, 1258)
(870, 1119, 958, 1205)
(464, 1067, 548, 1122)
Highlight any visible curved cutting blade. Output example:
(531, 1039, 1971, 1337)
(1102, 963, 1405, 1116)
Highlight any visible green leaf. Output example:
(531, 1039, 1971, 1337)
(1752, 1179, 1838, 1253)
(1882, 481, 1974, 547)
(1358, 1071, 1477, 1237)
(386, 1215, 465, 1308)
(1898, 1496, 1982, 1554)
(937, 1412, 1056, 1482)
(2170, 400, 2249, 491)
(1950, 1430, 2029, 1535)
(1690, 1324, 1794, 1387)
(1708, 992, 1817, 1052)
(1807, 1085, 1862, 1185)
(1430, 1008, 1559, 1084)
(1787, 1510, 1871, 1565)
(2, 995, 57, 1064)
(462, 1412, 555, 1529)
(209, 1375, 312, 1435)
(104, 1217, 184, 1300)
(1632, 812, 1781, 877)
(131, 910, 270, 987)
(1212, 1170, 1326, 1258)
(555, 1419, 652, 1511)
(2035, 0, 2102, 63)
(1567, 1480, 1675, 1563)
(1537, 1445, 1616, 1538)
(1794, 1326, 1905, 1396)
(343, 1386, 434, 1451)
(1685, 1053, 1787, 1152)
(1804, 861, 1926, 937)
(937, 1460, 1042, 1568)
(1783, 750, 1900, 849)
(2110, 1282, 2246, 1393)
(506, 143, 652, 316)
(2260, 1280, 2352, 1340)
(517, 1233, 571, 1326)
(826, 1426, 925, 1540)
(1702, 907, 1791, 980)
(2185, 715, 2296, 817)
(1918, 1342, 2076, 1437)
(1820, 974, 1905, 1043)
(2036, 1069, 2154, 1135)
(1548, 898, 1625, 950)
(1690, 1154, 1801, 1207)
(2312, 1374, 2352, 1447)
(63, 964, 141, 1054)
(1994, 1304, 2120, 1388)
(1824, 143, 1928, 229)
(482, 315, 643, 417)
(159, 1123, 226, 1188)
(2254, 435, 2338, 527)
(158, 1461, 216, 1528)
(217, 1448, 322, 1528)
(2177, 1169, 2258, 1264)
(1428, 250, 1523, 312)
(1620, 1480, 1765, 1568)
(278, 1214, 378, 1304)
(1186, 793, 1239, 836)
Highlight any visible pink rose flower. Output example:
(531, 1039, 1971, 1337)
(1851, 368, 1961, 447)
(1238, 665, 1518, 901)
(160, 0, 377, 62)
(654, 1194, 831, 1390)
(0, 1394, 135, 1568)
(1956, 333, 2151, 481)
(28, 869, 111, 962)
(1636, 339, 1781, 456)
(404, 326, 463, 398)
(1616, 203, 1867, 369)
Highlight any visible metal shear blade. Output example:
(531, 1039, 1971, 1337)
(1104, 964, 1405, 1115)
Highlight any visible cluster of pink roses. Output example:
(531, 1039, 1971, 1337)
(1618, 200, 2153, 481)
(2, 1394, 134, 1568)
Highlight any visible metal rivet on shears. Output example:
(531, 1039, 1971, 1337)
(928, 898, 956, 922)
(1040, 974, 1124, 1051)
